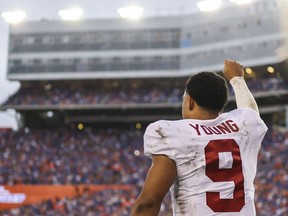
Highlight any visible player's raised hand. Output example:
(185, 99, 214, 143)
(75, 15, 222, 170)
(223, 59, 244, 81)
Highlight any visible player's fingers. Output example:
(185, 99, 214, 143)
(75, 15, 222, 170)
(236, 62, 244, 69)
(225, 59, 240, 68)
(224, 59, 232, 65)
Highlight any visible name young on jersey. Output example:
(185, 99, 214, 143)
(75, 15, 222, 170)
(189, 120, 239, 136)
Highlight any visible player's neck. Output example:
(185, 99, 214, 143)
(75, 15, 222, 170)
(190, 109, 220, 120)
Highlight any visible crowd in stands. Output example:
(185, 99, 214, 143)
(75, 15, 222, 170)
(255, 128, 288, 216)
(3, 77, 286, 107)
(0, 125, 287, 215)
(1, 187, 172, 216)
(0, 127, 148, 185)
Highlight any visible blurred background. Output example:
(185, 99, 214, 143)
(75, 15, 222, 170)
(0, 0, 287, 215)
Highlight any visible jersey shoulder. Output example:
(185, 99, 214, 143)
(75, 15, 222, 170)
(228, 108, 268, 133)
(145, 119, 178, 134)
(229, 107, 258, 117)
(144, 120, 181, 160)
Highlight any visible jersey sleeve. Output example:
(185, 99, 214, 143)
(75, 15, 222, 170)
(143, 121, 177, 161)
(238, 108, 268, 140)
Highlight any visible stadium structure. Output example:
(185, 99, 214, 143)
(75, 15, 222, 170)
(0, 0, 287, 215)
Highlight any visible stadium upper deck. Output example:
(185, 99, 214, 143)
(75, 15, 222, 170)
(2, 0, 288, 128)
(6, 0, 288, 80)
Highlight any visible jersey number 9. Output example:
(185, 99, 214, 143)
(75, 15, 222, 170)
(204, 139, 245, 212)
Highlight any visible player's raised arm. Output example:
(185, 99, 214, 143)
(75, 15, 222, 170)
(223, 59, 259, 114)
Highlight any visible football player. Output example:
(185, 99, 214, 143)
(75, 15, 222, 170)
(131, 59, 267, 216)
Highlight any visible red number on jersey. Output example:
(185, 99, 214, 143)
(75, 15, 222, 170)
(204, 139, 245, 212)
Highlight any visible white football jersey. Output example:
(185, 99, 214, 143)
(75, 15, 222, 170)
(144, 108, 267, 216)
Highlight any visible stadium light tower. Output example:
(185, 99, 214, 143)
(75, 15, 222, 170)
(230, 0, 253, 5)
(197, 0, 223, 12)
(1, 10, 26, 24)
(58, 8, 83, 21)
(117, 6, 144, 20)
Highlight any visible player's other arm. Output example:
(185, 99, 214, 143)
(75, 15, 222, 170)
(223, 59, 259, 114)
(131, 155, 176, 216)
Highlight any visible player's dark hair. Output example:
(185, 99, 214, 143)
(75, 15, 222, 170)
(185, 72, 228, 111)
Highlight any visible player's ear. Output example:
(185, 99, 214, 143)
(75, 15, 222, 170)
(189, 96, 195, 111)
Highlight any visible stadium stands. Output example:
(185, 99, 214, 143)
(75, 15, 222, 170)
(3, 77, 286, 107)
(0, 126, 287, 215)
(0, 127, 148, 185)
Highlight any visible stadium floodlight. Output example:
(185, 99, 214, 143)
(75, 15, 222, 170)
(77, 123, 84, 130)
(245, 67, 253, 74)
(46, 111, 54, 118)
(267, 66, 275, 73)
(134, 150, 141, 156)
(197, 0, 223, 12)
(117, 6, 144, 20)
(229, 0, 253, 5)
(1, 10, 26, 24)
(58, 8, 83, 21)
